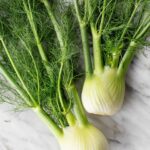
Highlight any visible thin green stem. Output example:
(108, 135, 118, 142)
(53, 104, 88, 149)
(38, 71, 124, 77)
(83, 0, 88, 21)
(113, 0, 142, 67)
(118, 0, 142, 45)
(133, 8, 149, 39)
(20, 38, 40, 104)
(23, 0, 53, 84)
(0, 63, 32, 106)
(104, 0, 117, 31)
(134, 21, 150, 40)
(68, 84, 89, 126)
(33, 106, 63, 138)
(57, 62, 66, 112)
(117, 41, 137, 77)
(23, 0, 48, 63)
(73, 0, 82, 22)
(0, 38, 37, 106)
(98, 0, 107, 36)
(87, 0, 96, 31)
(24, 0, 56, 85)
(95, 0, 113, 31)
(74, 0, 93, 76)
(87, 0, 96, 24)
(42, 0, 64, 49)
(57, 62, 76, 126)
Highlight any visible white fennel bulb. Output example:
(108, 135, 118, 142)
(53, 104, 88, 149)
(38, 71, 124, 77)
(82, 67, 125, 115)
(59, 124, 109, 150)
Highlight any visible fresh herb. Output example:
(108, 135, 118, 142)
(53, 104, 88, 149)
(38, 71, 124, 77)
(0, 0, 108, 150)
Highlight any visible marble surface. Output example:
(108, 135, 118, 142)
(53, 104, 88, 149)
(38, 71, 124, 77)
(0, 46, 150, 150)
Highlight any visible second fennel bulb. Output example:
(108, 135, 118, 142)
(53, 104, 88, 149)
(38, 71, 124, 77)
(82, 67, 125, 115)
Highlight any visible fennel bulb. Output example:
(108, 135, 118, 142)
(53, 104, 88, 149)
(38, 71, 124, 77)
(82, 67, 125, 115)
(59, 124, 108, 150)
(73, 0, 150, 115)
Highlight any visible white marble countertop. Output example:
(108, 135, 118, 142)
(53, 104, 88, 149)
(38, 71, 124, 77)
(0, 46, 150, 150)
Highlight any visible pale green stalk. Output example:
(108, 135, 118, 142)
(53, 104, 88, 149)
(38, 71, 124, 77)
(117, 41, 137, 77)
(33, 106, 63, 138)
(73, 0, 93, 77)
(90, 0, 107, 73)
(68, 84, 89, 126)
(57, 62, 76, 127)
(80, 23, 93, 76)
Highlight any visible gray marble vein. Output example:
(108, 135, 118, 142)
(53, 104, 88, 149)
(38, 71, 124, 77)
(0, 46, 150, 150)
